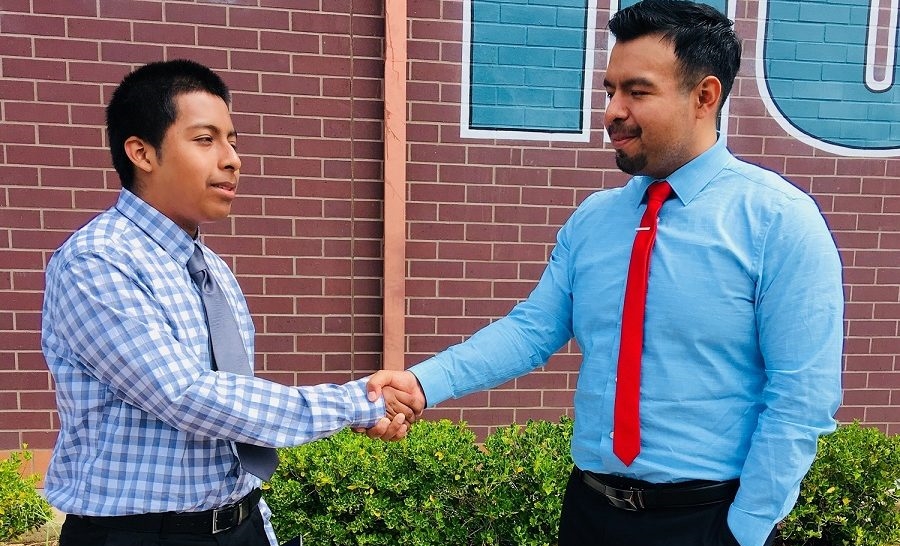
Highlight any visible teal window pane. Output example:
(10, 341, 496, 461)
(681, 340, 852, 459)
(468, 0, 589, 133)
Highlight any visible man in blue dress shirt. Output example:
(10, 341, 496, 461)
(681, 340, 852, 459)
(368, 1, 844, 545)
(42, 60, 408, 546)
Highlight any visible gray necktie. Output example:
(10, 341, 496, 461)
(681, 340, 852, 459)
(187, 243, 279, 480)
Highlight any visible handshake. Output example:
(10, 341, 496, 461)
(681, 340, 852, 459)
(358, 370, 427, 441)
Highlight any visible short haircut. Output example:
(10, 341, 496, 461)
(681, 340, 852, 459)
(106, 59, 231, 190)
(608, 0, 741, 110)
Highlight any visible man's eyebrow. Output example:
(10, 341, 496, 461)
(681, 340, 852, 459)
(603, 77, 656, 89)
(189, 123, 238, 138)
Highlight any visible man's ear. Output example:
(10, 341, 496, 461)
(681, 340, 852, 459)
(695, 75, 723, 120)
(124, 136, 156, 175)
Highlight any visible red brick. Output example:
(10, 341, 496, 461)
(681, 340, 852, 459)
(0, 34, 33, 56)
(160, 3, 226, 24)
(291, 11, 350, 33)
(871, 337, 900, 355)
(32, 0, 95, 15)
(873, 302, 900, 319)
(464, 298, 517, 317)
(4, 101, 69, 124)
(0, 248, 44, 270)
(100, 41, 164, 63)
(0, 372, 50, 391)
(41, 167, 109, 188)
(36, 81, 102, 105)
(231, 216, 293, 237)
(34, 37, 99, 60)
(39, 125, 103, 147)
(411, 143, 466, 164)
(865, 405, 900, 422)
(228, 7, 290, 30)
(70, 104, 107, 125)
(67, 17, 131, 40)
(408, 295, 463, 317)
(1, 14, 66, 36)
(10, 229, 70, 251)
(845, 355, 893, 374)
(542, 389, 576, 408)
(161, 47, 229, 70)
(0, 125, 36, 145)
(855, 250, 900, 268)
(409, 216, 464, 239)
(19, 391, 57, 411)
(19, 431, 57, 450)
(493, 167, 549, 187)
(522, 186, 576, 207)
(489, 389, 542, 407)
(133, 22, 196, 45)
(461, 408, 515, 427)
(863, 177, 900, 195)
(515, 371, 569, 390)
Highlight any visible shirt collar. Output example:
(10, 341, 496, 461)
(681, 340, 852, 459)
(629, 136, 731, 207)
(114, 189, 198, 267)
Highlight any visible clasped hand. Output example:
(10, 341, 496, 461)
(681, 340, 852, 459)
(358, 370, 426, 441)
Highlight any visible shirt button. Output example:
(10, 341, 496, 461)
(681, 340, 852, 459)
(609, 431, 614, 439)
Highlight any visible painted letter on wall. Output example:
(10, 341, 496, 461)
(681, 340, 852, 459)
(757, 0, 900, 157)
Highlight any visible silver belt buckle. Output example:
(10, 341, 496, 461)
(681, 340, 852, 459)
(607, 489, 645, 511)
(211, 501, 245, 534)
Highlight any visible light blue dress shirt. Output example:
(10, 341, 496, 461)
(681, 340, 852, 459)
(42, 189, 384, 545)
(411, 138, 844, 546)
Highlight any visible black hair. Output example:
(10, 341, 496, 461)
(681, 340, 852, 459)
(106, 59, 231, 190)
(608, 0, 741, 109)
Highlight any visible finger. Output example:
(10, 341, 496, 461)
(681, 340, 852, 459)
(384, 388, 416, 422)
(383, 414, 409, 441)
(379, 412, 407, 441)
(364, 417, 391, 439)
(366, 371, 386, 402)
(390, 423, 410, 441)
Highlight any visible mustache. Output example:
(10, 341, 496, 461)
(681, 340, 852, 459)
(606, 122, 641, 140)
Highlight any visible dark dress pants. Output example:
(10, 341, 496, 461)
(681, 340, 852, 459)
(558, 467, 777, 546)
(59, 506, 270, 546)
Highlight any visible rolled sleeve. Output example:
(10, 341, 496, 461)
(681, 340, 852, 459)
(342, 377, 386, 429)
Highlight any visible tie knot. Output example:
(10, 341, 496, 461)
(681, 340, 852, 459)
(647, 180, 672, 204)
(187, 244, 208, 276)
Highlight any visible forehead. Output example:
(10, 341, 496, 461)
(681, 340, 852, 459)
(170, 91, 233, 128)
(605, 33, 679, 85)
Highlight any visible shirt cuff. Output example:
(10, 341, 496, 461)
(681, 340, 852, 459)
(344, 377, 385, 429)
(727, 504, 775, 546)
(409, 356, 454, 408)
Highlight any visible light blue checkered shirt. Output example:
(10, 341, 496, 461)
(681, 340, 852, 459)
(42, 189, 384, 544)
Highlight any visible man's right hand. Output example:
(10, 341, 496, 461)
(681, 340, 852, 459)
(367, 370, 426, 422)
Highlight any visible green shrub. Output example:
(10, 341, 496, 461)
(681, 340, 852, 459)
(779, 421, 900, 546)
(478, 417, 573, 546)
(266, 420, 487, 545)
(0, 448, 53, 541)
(267, 419, 900, 546)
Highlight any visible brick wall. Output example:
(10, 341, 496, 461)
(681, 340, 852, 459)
(0, 0, 898, 464)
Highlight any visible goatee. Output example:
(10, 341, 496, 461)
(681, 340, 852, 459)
(614, 150, 648, 175)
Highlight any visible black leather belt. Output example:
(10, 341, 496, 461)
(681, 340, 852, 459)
(82, 488, 261, 534)
(579, 469, 739, 511)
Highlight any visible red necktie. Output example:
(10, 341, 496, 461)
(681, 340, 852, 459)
(613, 180, 672, 466)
